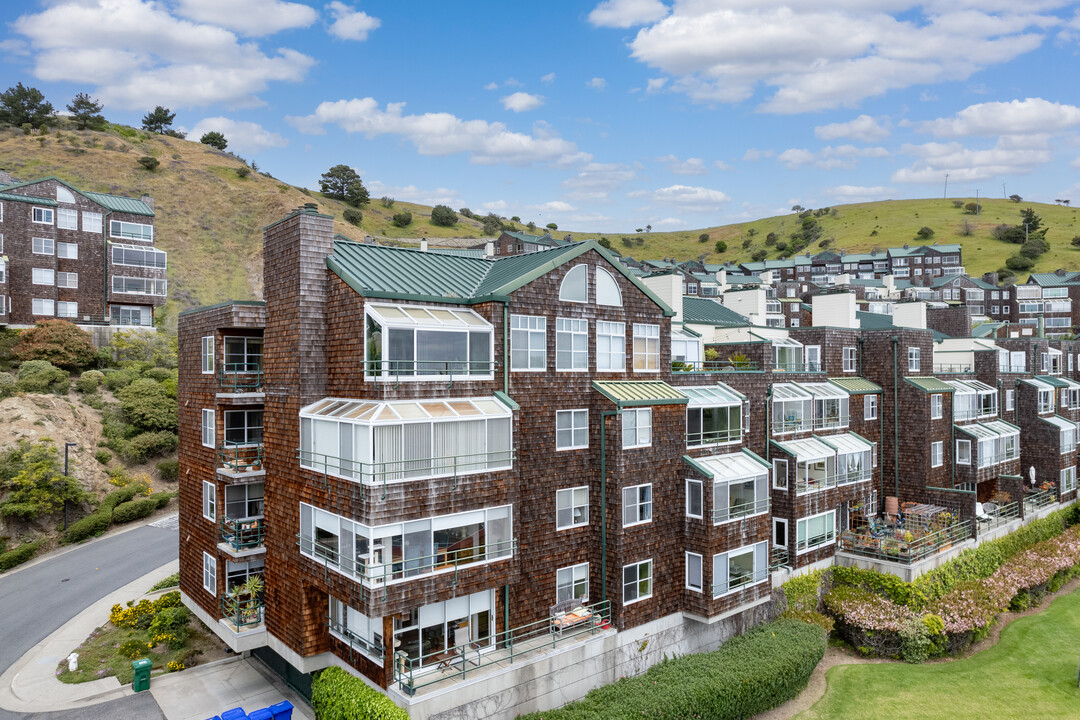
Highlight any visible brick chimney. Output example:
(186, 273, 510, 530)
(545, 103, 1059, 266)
(140, 193, 155, 210)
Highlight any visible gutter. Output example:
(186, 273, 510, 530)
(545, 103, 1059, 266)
(103, 210, 112, 322)
(502, 302, 509, 395)
(892, 336, 899, 499)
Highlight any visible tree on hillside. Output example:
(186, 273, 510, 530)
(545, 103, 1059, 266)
(12, 320, 97, 370)
(200, 131, 228, 150)
(141, 106, 175, 134)
(645, 224, 652, 233)
(319, 164, 369, 206)
(699, 233, 710, 243)
(430, 205, 458, 227)
(481, 213, 503, 236)
(1009, 194, 1022, 203)
(0, 83, 55, 129)
(791, 205, 804, 213)
(66, 93, 105, 130)
(1020, 208, 1046, 238)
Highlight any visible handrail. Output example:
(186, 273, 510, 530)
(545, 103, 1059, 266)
(671, 359, 760, 373)
(298, 534, 516, 586)
(774, 362, 824, 373)
(769, 546, 790, 571)
(839, 520, 972, 563)
(978, 501, 1020, 532)
(219, 442, 263, 472)
(328, 616, 384, 661)
(712, 497, 770, 524)
(220, 517, 265, 551)
(686, 428, 743, 446)
(1024, 487, 1057, 512)
(394, 599, 611, 696)
(218, 363, 263, 391)
(364, 359, 495, 382)
(795, 469, 871, 494)
(297, 447, 514, 488)
(796, 529, 837, 552)
(220, 594, 264, 629)
(712, 566, 769, 597)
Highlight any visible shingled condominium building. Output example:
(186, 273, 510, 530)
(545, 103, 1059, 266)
(177, 207, 1077, 719)
(0, 177, 164, 328)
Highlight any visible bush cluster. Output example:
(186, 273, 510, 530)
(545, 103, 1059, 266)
(516, 619, 826, 720)
(157, 459, 179, 481)
(0, 372, 14, 398)
(313, 665, 409, 720)
(112, 498, 159, 524)
(12, 320, 97, 370)
(61, 510, 111, 544)
(15, 360, 69, 394)
(76, 370, 105, 393)
(0, 540, 42, 571)
(110, 591, 182, 630)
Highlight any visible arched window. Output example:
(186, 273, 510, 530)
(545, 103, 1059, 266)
(559, 265, 588, 303)
(596, 267, 622, 307)
(56, 185, 76, 204)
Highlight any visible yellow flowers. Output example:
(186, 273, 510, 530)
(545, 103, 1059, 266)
(166, 660, 184, 672)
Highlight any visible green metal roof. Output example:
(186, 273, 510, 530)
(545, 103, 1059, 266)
(493, 391, 520, 410)
(592, 380, 689, 407)
(1028, 272, 1080, 287)
(0, 192, 56, 206)
(828, 377, 883, 394)
(82, 191, 155, 216)
(972, 322, 1005, 338)
(904, 376, 955, 393)
(856, 311, 895, 330)
(682, 297, 750, 327)
(327, 238, 675, 314)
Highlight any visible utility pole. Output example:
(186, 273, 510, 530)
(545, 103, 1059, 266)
(63, 441, 77, 531)
(976, 189, 980, 216)
(1002, 181, 1006, 199)
(943, 173, 949, 199)
(1024, 222, 1030, 243)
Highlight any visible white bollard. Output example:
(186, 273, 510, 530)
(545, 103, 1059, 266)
(68, 653, 78, 672)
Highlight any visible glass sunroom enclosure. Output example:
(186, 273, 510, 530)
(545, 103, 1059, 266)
(945, 379, 998, 422)
(364, 303, 494, 379)
(683, 384, 747, 447)
(299, 397, 513, 484)
(774, 433, 872, 494)
(687, 450, 771, 523)
(955, 420, 1019, 469)
(771, 382, 850, 434)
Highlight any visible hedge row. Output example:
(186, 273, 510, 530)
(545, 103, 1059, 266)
(0, 540, 42, 571)
(113, 498, 159, 524)
(62, 511, 111, 544)
(313, 666, 408, 720)
(61, 489, 173, 544)
(517, 619, 827, 720)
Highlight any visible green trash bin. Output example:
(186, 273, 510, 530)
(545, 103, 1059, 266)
(132, 658, 152, 692)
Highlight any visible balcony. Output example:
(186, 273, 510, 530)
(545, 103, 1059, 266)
(942, 266, 965, 276)
(364, 359, 495, 384)
(1023, 487, 1057, 514)
(838, 520, 971, 563)
(298, 448, 514, 492)
(218, 363, 263, 394)
(769, 546, 791, 571)
(795, 468, 871, 494)
(686, 427, 743, 447)
(774, 362, 823, 373)
(218, 443, 264, 478)
(712, 566, 769, 597)
(934, 363, 974, 374)
(713, 497, 770, 524)
(220, 594, 265, 633)
(671, 359, 759, 373)
(219, 517, 265, 558)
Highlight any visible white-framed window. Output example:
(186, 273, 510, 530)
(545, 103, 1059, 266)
(202, 480, 216, 521)
(931, 441, 943, 468)
(57, 208, 78, 230)
(32, 298, 54, 316)
(931, 394, 943, 419)
(622, 484, 652, 527)
(713, 542, 768, 596)
(112, 276, 167, 296)
(57, 241, 78, 259)
(1005, 390, 1014, 411)
(362, 303, 494, 379)
(224, 483, 264, 519)
(111, 243, 167, 268)
(32, 268, 54, 285)
(790, 318, 800, 327)
(686, 552, 703, 593)
(555, 318, 588, 371)
(864, 395, 878, 420)
(202, 552, 216, 595)
(57, 301, 78, 318)
(559, 264, 588, 303)
(556, 409, 588, 450)
(109, 219, 153, 241)
(774, 518, 788, 548)
(82, 211, 103, 234)
(908, 347, 920, 372)
(622, 559, 652, 604)
(111, 305, 151, 327)
(805, 346, 821, 372)
(633, 323, 660, 372)
(510, 314, 546, 371)
(622, 408, 652, 448)
(557, 562, 589, 603)
(686, 479, 703, 518)
(201, 336, 214, 374)
(843, 347, 857, 373)
(596, 267, 623, 306)
(32, 237, 54, 255)
(202, 408, 215, 448)
(32, 207, 54, 224)
(1038, 388, 1054, 414)
(772, 458, 788, 490)
(328, 596, 383, 662)
(956, 438, 971, 465)
(1062, 466, 1077, 494)
(596, 321, 626, 371)
(556, 486, 589, 529)
(57, 271, 77, 288)
(224, 409, 263, 445)
(797, 510, 836, 553)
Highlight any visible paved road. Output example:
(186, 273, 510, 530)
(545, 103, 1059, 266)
(0, 524, 178, 720)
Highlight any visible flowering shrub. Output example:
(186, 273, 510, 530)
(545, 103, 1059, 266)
(118, 639, 153, 659)
(166, 660, 184, 672)
(110, 591, 182, 629)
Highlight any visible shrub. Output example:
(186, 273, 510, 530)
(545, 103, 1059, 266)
(0, 439, 89, 520)
(1005, 254, 1035, 271)
(964, 202, 979, 214)
(121, 431, 178, 463)
(0, 372, 14, 398)
(313, 665, 423, 720)
(391, 211, 412, 228)
(899, 617, 932, 663)
(916, 226, 935, 239)
(15, 360, 68, 394)
(112, 498, 158, 524)
(430, 205, 457, 227)
(61, 510, 110, 544)
(380, 196, 395, 209)
(699, 233, 709, 243)
(148, 491, 174, 509)
(142, 367, 173, 382)
(751, 249, 767, 262)
(236, 166, 250, 179)
(100, 484, 140, 513)
(149, 605, 190, 636)
(150, 572, 180, 591)
(76, 369, 105, 393)
(103, 367, 140, 391)
(119, 639, 153, 659)
(342, 208, 362, 226)
(95, 449, 112, 465)
(13, 320, 97, 370)
(516, 620, 826, 720)
(137, 156, 159, 171)
(118, 379, 179, 432)
(952, 200, 964, 208)
(157, 459, 178, 481)
(110, 329, 177, 368)
(714, 240, 727, 253)
(783, 569, 825, 613)
(1020, 236, 1049, 259)
(764, 233, 777, 246)
(0, 540, 42, 571)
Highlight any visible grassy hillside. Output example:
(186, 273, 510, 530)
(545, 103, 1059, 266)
(2, 124, 1078, 333)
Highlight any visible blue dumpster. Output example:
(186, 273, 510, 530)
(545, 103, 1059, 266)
(270, 701, 294, 719)
(248, 709, 273, 720)
(220, 709, 247, 720)
(204, 717, 222, 720)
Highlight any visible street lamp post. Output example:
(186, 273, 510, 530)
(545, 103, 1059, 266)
(64, 442, 77, 531)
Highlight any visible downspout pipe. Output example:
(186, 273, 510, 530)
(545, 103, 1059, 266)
(765, 386, 773, 462)
(892, 336, 899, 499)
(600, 409, 621, 609)
(102, 210, 113, 323)
(502, 302, 510, 395)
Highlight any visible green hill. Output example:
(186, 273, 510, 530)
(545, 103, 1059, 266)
(2, 123, 1078, 332)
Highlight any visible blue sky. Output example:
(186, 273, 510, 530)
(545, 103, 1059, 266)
(2, 1, 1080, 233)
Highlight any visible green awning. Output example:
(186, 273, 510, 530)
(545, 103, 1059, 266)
(904, 377, 955, 393)
(592, 380, 689, 407)
(828, 377, 883, 394)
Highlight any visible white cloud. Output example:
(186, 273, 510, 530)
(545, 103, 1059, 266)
(815, 114, 890, 142)
(777, 144, 889, 170)
(624, 4, 1057, 113)
(483, 82, 499, 91)
(504, 77, 524, 88)
(656, 154, 708, 175)
(646, 77, 667, 93)
(713, 160, 733, 171)
(481, 200, 509, 212)
(920, 91, 938, 102)
(12, 0, 314, 109)
(188, 117, 288, 153)
(588, 0, 670, 28)
(743, 148, 774, 161)
(652, 217, 687, 228)
(287, 97, 589, 167)
(173, 0, 317, 36)
(586, 77, 607, 90)
(365, 180, 461, 207)
(824, 185, 895, 202)
(892, 135, 1053, 183)
(636, 184, 731, 212)
(326, 2, 381, 42)
(501, 92, 544, 113)
(1072, 156, 1080, 169)
(541, 72, 556, 84)
(534, 200, 576, 213)
(561, 162, 637, 202)
(921, 98, 1080, 137)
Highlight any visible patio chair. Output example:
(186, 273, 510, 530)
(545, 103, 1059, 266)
(975, 503, 992, 528)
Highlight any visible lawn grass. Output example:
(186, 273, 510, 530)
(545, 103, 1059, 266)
(799, 587, 1080, 720)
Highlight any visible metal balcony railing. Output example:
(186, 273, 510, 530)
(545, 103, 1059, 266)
(774, 362, 824, 373)
(219, 443, 263, 473)
(220, 594, 264, 630)
(838, 520, 971, 563)
(712, 566, 769, 597)
(297, 448, 514, 492)
(795, 469, 871, 494)
(796, 529, 838, 553)
(1024, 488, 1057, 513)
(363, 359, 495, 383)
(328, 616, 384, 661)
(218, 363, 263, 392)
(671, 359, 760, 373)
(686, 428, 743, 446)
(713, 497, 770, 524)
(220, 517, 265, 551)
(769, 546, 790, 571)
